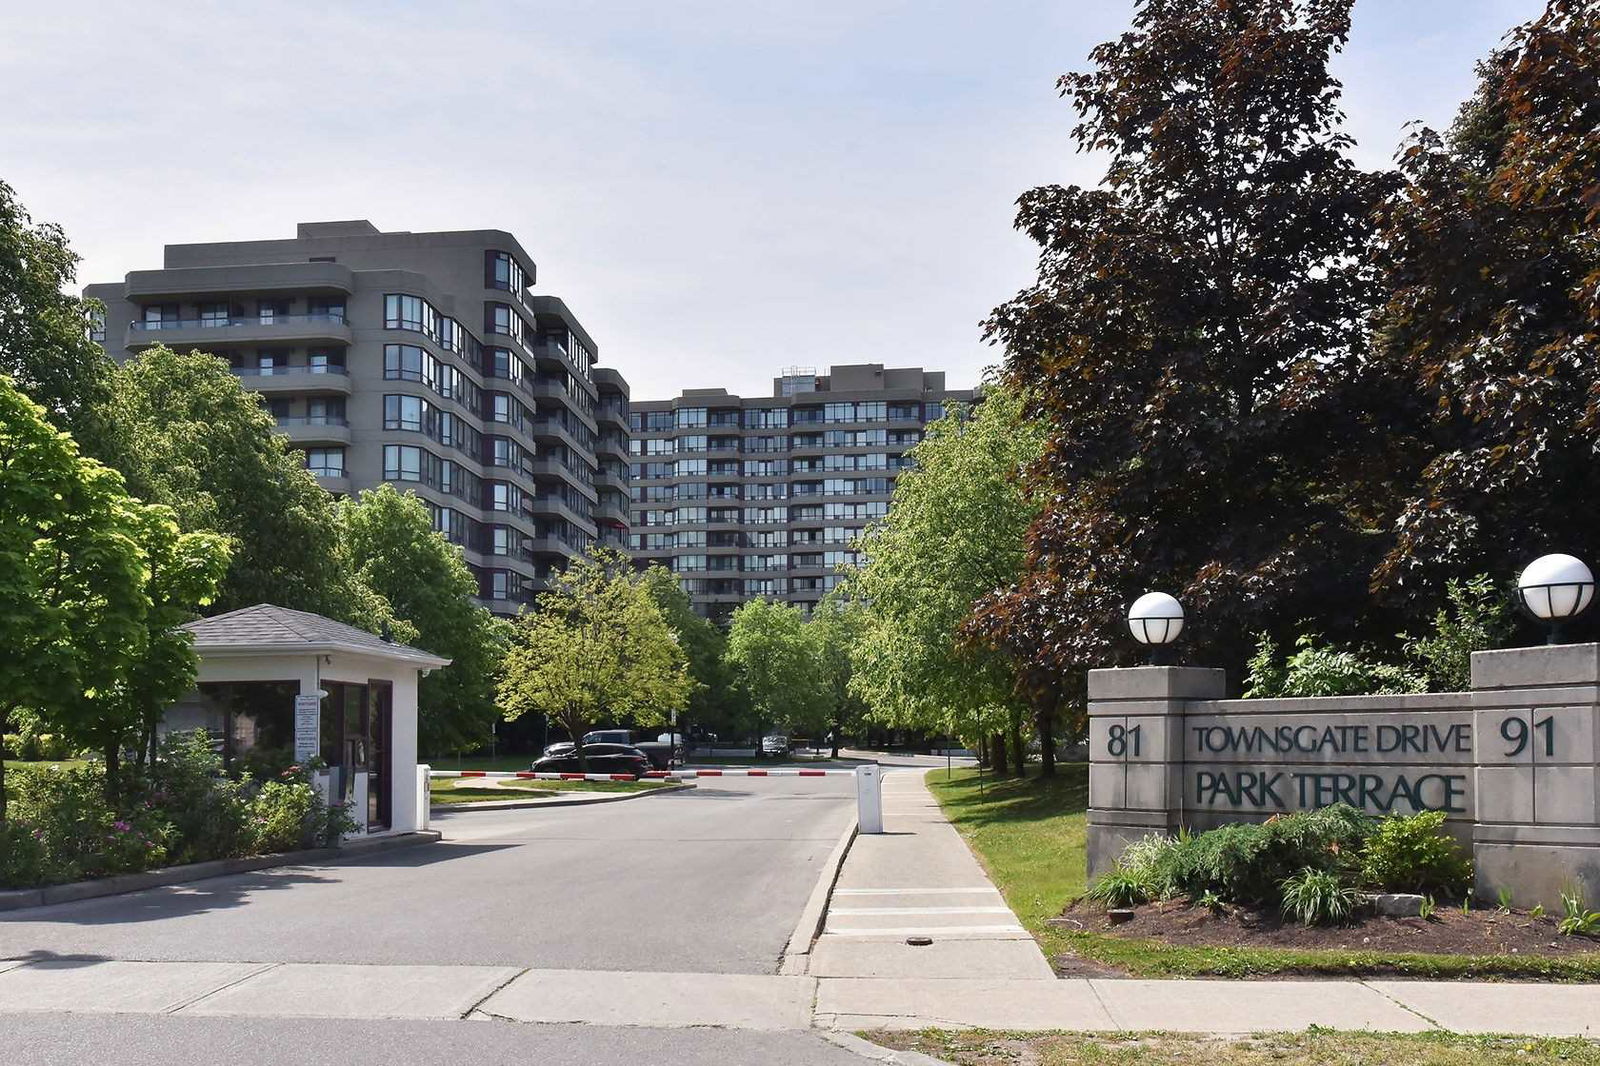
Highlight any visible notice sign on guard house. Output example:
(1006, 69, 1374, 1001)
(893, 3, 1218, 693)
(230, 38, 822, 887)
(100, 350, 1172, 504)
(294, 695, 321, 763)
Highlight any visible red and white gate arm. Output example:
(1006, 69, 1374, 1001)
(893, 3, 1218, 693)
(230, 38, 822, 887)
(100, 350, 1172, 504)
(426, 768, 859, 781)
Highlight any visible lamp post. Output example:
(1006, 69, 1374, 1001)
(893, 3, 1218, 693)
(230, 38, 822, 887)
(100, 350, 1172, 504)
(1516, 554, 1595, 645)
(1127, 591, 1185, 664)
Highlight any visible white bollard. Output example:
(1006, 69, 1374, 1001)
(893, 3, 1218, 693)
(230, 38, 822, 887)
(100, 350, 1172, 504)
(855, 764, 883, 834)
(417, 764, 431, 831)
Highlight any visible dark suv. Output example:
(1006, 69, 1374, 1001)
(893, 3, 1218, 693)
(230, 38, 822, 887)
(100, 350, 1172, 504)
(531, 743, 652, 777)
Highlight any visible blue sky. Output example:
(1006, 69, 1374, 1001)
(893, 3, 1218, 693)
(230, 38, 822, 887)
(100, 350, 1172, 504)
(1, 0, 1539, 399)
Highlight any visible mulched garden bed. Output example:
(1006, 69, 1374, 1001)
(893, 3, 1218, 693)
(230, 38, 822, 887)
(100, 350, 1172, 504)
(1053, 898, 1600, 957)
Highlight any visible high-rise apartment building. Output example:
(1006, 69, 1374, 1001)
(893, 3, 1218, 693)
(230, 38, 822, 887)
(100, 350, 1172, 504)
(87, 220, 630, 616)
(629, 364, 975, 621)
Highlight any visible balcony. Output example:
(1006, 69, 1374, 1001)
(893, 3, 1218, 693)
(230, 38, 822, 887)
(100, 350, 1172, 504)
(129, 312, 352, 350)
(233, 364, 353, 395)
(275, 415, 352, 446)
(124, 262, 354, 301)
(595, 468, 628, 493)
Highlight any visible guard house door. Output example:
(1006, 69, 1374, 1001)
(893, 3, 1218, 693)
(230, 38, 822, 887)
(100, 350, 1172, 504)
(367, 680, 392, 830)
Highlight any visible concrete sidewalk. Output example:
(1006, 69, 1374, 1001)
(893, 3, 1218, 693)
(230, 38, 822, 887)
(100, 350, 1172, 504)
(806, 769, 1054, 980)
(798, 767, 1600, 1037)
(1, 957, 1598, 1037)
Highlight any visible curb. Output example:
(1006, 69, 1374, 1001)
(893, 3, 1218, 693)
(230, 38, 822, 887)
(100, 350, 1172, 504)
(0, 831, 441, 913)
(780, 817, 860, 975)
(816, 1031, 951, 1065)
(430, 781, 694, 813)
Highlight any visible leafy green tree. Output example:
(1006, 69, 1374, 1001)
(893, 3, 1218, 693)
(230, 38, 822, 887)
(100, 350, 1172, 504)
(0, 377, 147, 819)
(978, 0, 1398, 682)
(640, 565, 736, 738)
(59, 505, 232, 792)
(1370, 0, 1600, 621)
(724, 598, 829, 752)
(0, 180, 114, 452)
(808, 588, 868, 758)
(338, 484, 508, 754)
(500, 548, 692, 771)
(106, 345, 403, 633)
(849, 387, 1046, 773)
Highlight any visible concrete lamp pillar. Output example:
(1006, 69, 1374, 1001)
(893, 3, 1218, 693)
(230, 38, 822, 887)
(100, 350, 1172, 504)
(1086, 665, 1224, 878)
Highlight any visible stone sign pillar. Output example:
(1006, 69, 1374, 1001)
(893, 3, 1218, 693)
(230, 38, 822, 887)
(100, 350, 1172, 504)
(1086, 665, 1225, 878)
(1471, 643, 1600, 908)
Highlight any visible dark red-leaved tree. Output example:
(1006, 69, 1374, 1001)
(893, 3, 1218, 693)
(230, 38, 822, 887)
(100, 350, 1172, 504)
(966, 0, 1402, 682)
(1370, 0, 1600, 632)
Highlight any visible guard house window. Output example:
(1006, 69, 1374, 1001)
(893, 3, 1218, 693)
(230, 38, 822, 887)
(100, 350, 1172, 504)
(305, 448, 345, 477)
(199, 302, 229, 328)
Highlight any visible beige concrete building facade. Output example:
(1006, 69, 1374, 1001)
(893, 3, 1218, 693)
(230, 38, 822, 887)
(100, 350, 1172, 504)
(629, 364, 976, 621)
(87, 221, 630, 615)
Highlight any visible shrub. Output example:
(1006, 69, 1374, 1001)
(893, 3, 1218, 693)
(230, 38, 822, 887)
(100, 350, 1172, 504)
(8, 763, 172, 883)
(0, 821, 49, 888)
(1360, 810, 1473, 897)
(1087, 866, 1153, 908)
(1558, 892, 1600, 937)
(1162, 805, 1373, 907)
(32, 733, 76, 761)
(249, 777, 325, 854)
(144, 730, 252, 864)
(1403, 574, 1510, 692)
(1281, 868, 1362, 926)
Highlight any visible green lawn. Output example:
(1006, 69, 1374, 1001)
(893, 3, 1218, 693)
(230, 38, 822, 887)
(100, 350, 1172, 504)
(868, 1028, 1600, 1066)
(926, 765, 1600, 981)
(428, 776, 664, 805)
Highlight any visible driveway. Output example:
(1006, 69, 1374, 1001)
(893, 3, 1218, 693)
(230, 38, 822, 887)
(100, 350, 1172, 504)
(0, 775, 856, 973)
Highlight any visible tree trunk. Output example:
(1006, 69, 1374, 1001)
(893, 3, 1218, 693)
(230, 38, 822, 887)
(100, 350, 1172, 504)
(830, 716, 841, 760)
(1035, 704, 1056, 778)
(991, 733, 1008, 776)
(1010, 724, 1025, 779)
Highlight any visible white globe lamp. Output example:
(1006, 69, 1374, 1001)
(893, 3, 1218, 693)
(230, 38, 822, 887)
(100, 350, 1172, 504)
(1127, 592, 1185, 663)
(1517, 554, 1595, 644)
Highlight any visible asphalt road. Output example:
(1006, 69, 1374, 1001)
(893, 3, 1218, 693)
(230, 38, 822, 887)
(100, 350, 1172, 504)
(0, 775, 856, 973)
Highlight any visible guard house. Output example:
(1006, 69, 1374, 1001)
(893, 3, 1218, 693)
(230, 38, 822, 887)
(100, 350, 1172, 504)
(164, 604, 450, 835)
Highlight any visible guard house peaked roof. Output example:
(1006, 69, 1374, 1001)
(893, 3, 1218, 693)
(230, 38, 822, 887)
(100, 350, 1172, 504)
(181, 604, 452, 669)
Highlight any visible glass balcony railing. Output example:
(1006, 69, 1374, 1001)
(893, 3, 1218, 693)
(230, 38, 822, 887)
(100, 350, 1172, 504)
(234, 364, 348, 376)
(275, 415, 350, 427)
(131, 312, 348, 331)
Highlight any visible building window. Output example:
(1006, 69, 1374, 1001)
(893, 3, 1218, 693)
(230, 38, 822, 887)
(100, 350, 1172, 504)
(384, 293, 437, 340)
(199, 302, 230, 328)
(486, 250, 526, 292)
(308, 348, 345, 373)
(305, 448, 344, 477)
(383, 444, 424, 482)
(309, 297, 346, 321)
(142, 304, 177, 327)
(383, 394, 427, 433)
(258, 299, 289, 324)
(88, 310, 107, 342)
(675, 407, 707, 429)
(383, 344, 431, 385)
